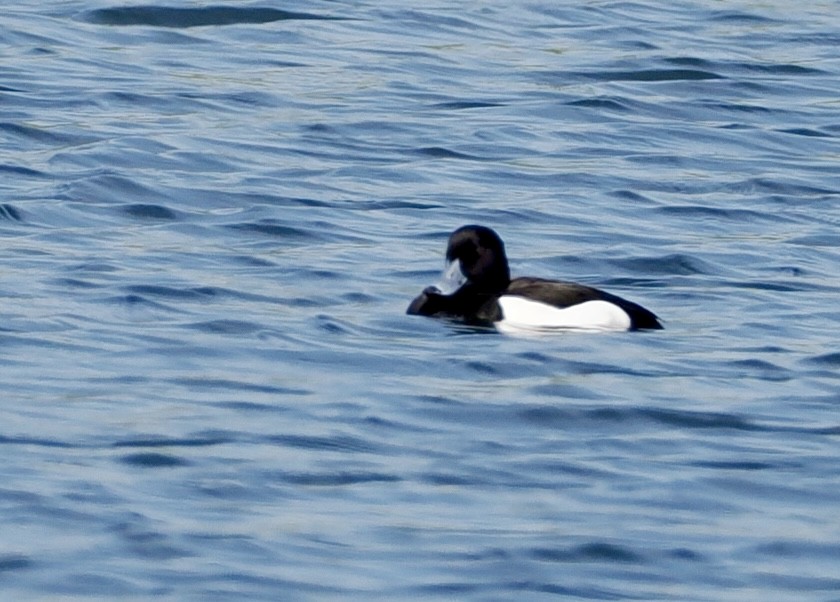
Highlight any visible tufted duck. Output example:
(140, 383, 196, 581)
(407, 225, 662, 333)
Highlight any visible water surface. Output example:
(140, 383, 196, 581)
(2, 1, 840, 599)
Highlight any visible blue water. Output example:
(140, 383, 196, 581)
(3, 1, 840, 599)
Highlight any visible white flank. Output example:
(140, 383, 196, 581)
(495, 296, 632, 335)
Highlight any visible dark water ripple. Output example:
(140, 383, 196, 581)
(85, 6, 342, 28)
(2, 0, 840, 599)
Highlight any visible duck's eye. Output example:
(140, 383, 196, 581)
(458, 244, 479, 265)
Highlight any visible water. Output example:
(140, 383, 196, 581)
(2, 1, 840, 599)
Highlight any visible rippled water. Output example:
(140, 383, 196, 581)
(3, 1, 840, 599)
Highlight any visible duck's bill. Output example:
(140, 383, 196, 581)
(431, 259, 466, 296)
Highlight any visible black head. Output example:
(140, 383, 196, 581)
(445, 225, 510, 293)
(406, 225, 511, 318)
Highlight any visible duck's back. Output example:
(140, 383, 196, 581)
(505, 277, 662, 330)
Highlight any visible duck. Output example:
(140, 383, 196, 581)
(407, 225, 662, 333)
